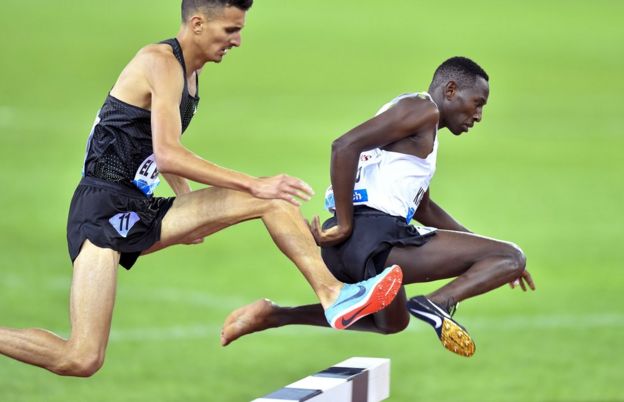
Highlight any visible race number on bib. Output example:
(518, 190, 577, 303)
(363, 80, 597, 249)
(132, 154, 160, 196)
(109, 212, 140, 238)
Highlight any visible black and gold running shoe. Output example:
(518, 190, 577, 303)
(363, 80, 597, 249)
(406, 295, 475, 357)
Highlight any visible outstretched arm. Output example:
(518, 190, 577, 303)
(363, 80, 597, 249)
(311, 98, 439, 246)
(413, 190, 470, 232)
(147, 51, 312, 205)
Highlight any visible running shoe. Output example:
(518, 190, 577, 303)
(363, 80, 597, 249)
(407, 295, 475, 357)
(325, 265, 403, 330)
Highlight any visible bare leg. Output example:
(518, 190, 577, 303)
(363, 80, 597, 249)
(144, 187, 344, 307)
(386, 230, 526, 309)
(0, 241, 119, 376)
(221, 289, 410, 346)
(221, 230, 526, 345)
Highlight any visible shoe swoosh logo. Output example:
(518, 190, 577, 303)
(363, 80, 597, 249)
(409, 309, 443, 329)
(340, 304, 369, 327)
(333, 285, 367, 308)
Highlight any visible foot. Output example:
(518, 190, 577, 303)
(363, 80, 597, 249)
(324, 265, 403, 330)
(221, 299, 277, 346)
(406, 295, 475, 357)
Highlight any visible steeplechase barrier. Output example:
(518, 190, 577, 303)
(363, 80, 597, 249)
(252, 356, 390, 402)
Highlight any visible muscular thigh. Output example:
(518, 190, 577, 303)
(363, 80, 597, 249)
(144, 186, 269, 253)
(70, 240, 119, 350)
(386, 230, 515, 283)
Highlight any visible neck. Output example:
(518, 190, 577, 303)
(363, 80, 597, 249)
(429, 86, 447, 130)
(176, 27, 206, 77)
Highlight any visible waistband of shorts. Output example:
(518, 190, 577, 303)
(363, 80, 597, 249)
(79, 176, 149, 199)
(353, 205, 395, 217)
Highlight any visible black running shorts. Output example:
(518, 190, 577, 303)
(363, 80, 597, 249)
(321, 206, 436, 283)
(67, 176, 175, 269)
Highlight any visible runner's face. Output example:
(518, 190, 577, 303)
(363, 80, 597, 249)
(445, 77, 489, 135)
(198, 6, 246, 63)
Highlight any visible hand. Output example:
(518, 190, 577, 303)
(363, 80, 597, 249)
(308, 215, 352, 247)
(509, 269, 536, 291)
(252, 174, 314, 206)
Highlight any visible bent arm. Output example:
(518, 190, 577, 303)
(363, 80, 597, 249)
(148, 52, 256, 192)
(413, 190, 470, 232)
(145, 52, 312, 204)
(321, 98, 439, 244)
(162, 173, 191, 195)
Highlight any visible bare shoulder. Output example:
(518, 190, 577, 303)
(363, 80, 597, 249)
(135, 44, 180, 77)
(110, 43, 182, 108)
(394, 96, 439, 123)
(384, 96, 439, 133)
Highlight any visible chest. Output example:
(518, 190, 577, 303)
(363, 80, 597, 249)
(187, 72, 198, 98)
(383, 130, 436, 159)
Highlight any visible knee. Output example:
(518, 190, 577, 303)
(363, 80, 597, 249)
(376, 316, 410, 335)
(261, 198, 300, 216)
(56, 349, 105, 377)
(501, 242, 527, 276)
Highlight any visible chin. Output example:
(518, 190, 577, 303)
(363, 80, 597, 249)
(449, 127, 463, 136)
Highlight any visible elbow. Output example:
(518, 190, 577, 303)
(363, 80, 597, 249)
(331, 137, 348, 154)
(154, 148, 176, 175)
(331, 136, 359, 159)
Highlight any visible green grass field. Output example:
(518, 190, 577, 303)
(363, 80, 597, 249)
(1, 1, 623, 401)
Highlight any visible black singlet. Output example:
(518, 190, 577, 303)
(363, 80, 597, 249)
(82, 38, 200, 196)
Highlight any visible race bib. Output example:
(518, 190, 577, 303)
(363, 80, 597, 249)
(132, 154, 160, 196)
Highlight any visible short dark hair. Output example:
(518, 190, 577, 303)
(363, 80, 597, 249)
(429, 56, 489, 91)
(181, 0, 253, 22)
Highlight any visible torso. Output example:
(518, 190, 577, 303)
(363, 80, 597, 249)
(377, 92, 438, 159)
(110, 43, 198, 110)
(82, 38, 200, 197)
(324, 92, 439, 222)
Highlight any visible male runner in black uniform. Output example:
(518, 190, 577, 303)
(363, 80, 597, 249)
(0, 0, 402, 377)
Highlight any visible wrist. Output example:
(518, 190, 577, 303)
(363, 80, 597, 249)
(241, 175, 258, 194)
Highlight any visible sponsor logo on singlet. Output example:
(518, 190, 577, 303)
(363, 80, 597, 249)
(405, 187, 426, 222)
(324, 189, 369, 211)
(109, 212, 140, 238)
(132, 154, 160, 196)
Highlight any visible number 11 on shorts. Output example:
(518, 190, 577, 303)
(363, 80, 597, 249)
(108, 212, 140, 238)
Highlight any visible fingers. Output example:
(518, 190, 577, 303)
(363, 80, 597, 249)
(310, 216, 323, 246)
(519, 278, 527, 291)
(255, 174, 315, 205)
(287, 177, 315, 199)
(282, 194, 301, 207)
(278, 175, 314, 202)
(523, 270, 536, 291)
(509, 271, 536, 292)
(311, 216, 322, 235)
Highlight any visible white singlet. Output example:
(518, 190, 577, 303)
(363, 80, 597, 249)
(324, 92, 438, 223)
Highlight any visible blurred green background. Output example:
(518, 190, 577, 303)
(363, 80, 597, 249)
(1, 0, 623, 401)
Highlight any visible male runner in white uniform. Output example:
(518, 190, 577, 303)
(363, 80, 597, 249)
(221, 57, 536, 357)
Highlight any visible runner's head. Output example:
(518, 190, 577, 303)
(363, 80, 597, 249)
(429, 57, 489, 135)
(181, 0, 253, 63)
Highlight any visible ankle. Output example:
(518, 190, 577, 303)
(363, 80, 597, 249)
(318, 283, 343, 309)
(427, 294, 456, 314)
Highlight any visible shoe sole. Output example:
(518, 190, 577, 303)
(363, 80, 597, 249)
(332, 265, 403, 330)
(407, 296, 476, 358)
(440, 317, 476, 357)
